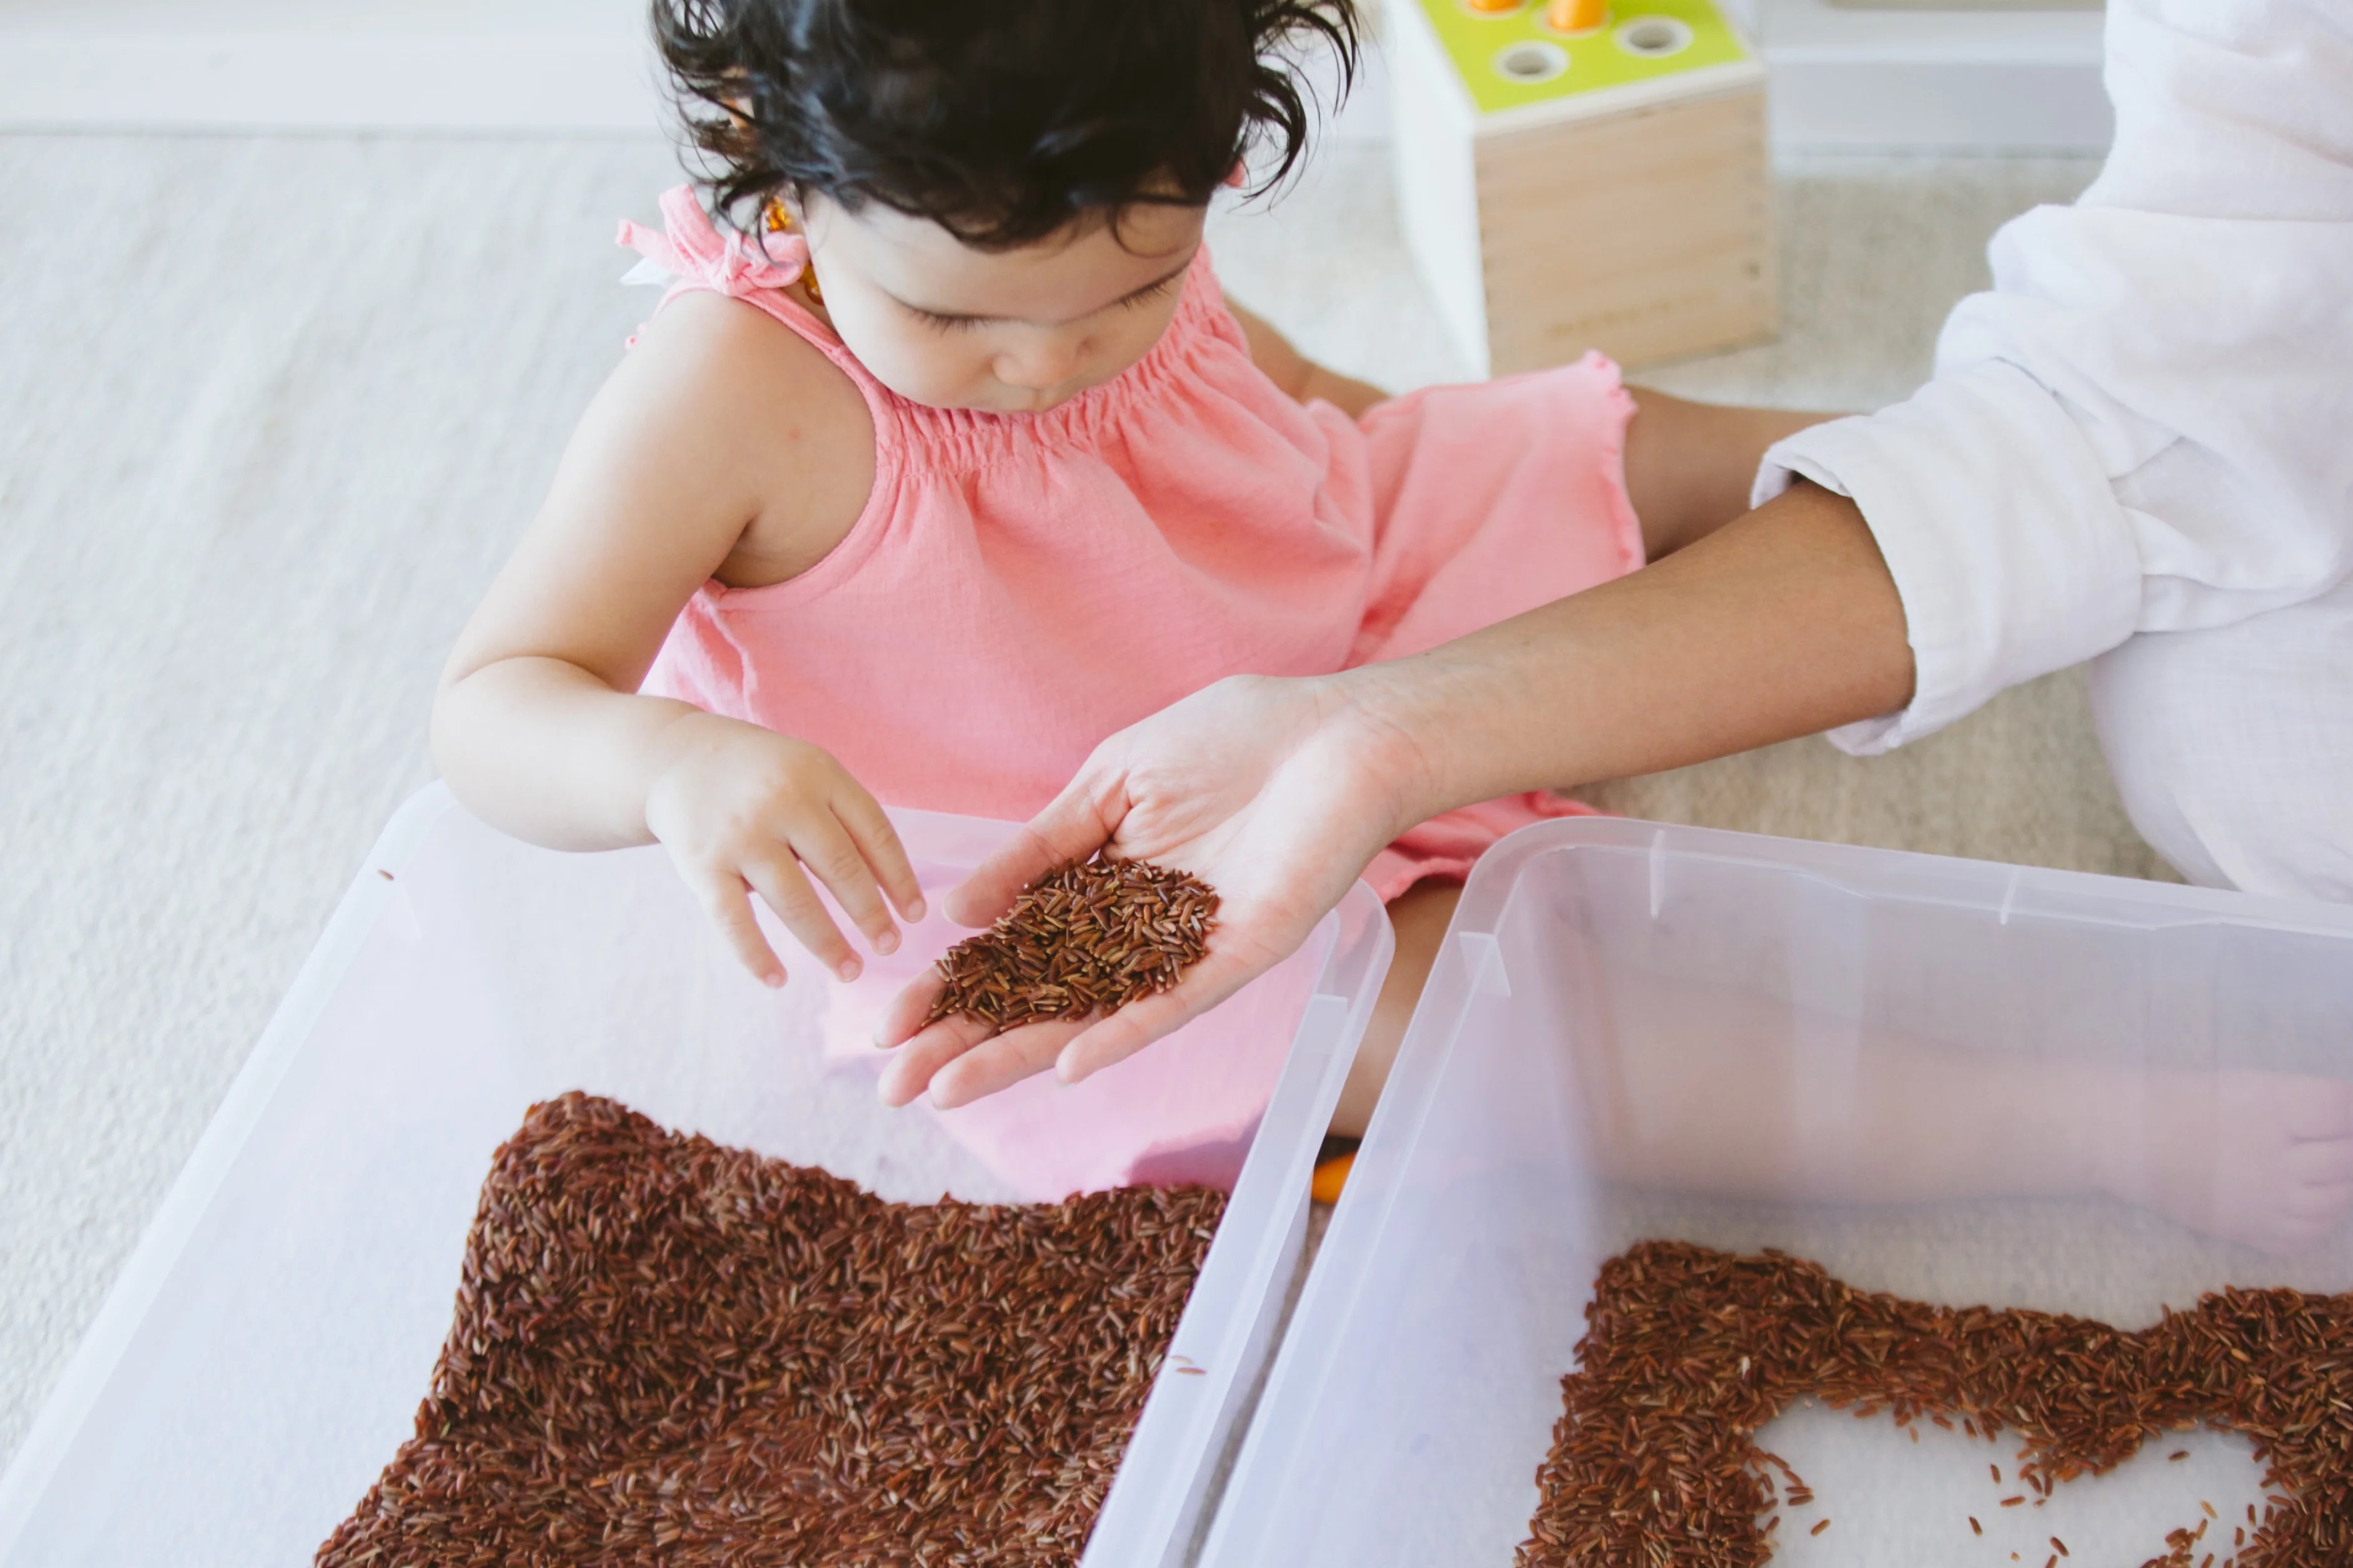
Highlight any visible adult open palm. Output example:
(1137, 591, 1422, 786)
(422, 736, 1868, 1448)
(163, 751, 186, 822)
(873, 673, 1419, 1108)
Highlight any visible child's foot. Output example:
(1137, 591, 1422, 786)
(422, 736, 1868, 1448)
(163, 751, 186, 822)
(2093, 1069, 2353, 1255)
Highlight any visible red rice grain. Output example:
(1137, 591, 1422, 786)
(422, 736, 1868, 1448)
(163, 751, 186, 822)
(314, 1093, 1222, 1567)
(1515, 1242, 2349, 1568)
(925, 853, 1217, 1031)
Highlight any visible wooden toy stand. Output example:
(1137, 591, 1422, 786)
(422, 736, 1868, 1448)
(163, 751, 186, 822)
(1383, 0, 1776, 375)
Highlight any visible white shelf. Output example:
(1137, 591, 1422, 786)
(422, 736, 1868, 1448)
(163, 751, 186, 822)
(1757, 0, 2111, 150)
(0, 0, 2109, 151)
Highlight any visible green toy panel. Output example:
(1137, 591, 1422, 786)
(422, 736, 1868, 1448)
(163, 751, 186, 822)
(1413, 0, 1751, 117)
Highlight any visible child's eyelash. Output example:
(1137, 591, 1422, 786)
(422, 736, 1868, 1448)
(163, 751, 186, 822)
(1121, 275, 1180, 310)
(1115, 276, 1176, 312)
(914, 275, 1178, 334)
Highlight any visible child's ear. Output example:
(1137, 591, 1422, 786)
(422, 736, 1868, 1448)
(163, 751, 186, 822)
(1224, 161, 1246, 189)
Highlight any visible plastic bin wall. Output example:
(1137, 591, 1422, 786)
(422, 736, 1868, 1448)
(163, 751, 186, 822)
(1203, 817, 2353, 1567)
(0, 786, 1393, 1568)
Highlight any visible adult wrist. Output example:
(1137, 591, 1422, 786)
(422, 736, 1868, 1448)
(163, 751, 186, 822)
(1326, 662, 1460, 837)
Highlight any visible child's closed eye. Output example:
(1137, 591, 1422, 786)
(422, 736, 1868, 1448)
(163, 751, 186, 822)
(1114, 273, 1181, 311)
(915, 308, 992, 335)
(911, 272, 1181, 335)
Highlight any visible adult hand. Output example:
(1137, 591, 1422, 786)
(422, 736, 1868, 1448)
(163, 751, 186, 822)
(872, 671, 1423, 1108)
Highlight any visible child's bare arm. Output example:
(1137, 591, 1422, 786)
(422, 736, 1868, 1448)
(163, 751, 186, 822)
(432, 291, 922, 984)
(1622, 388, 1841, 560)
(1225, 300, 1389, 419)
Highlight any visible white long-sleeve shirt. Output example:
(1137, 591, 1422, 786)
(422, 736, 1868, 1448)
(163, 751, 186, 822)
(1754, 0, 2353, 754)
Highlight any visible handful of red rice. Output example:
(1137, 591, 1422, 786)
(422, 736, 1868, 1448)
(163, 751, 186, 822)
(925, 852, 1219, 1031)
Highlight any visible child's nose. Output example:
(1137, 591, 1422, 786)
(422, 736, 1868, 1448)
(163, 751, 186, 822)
(994, 331, 1089, 392)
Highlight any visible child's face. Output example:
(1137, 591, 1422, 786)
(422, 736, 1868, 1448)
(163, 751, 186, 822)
(797, 194, 1206, 415)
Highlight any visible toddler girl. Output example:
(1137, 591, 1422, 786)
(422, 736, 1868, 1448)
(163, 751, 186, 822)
(432, 0, 1822, 1191)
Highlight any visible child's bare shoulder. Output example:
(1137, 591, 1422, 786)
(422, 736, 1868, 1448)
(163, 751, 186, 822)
(603, 290, 877, 589)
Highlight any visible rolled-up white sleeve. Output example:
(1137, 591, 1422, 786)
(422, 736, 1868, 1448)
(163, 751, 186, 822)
(1751, 0, 2353, 757)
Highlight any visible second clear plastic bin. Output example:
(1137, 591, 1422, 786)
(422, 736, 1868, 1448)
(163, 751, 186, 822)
(0, 786, 1393, 1568)
(1204, 817, 2353, 1568)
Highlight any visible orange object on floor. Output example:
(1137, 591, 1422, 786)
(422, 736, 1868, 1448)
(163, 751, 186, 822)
(1547, 0, 1608, 31)
(1311, 1151, 1356, 1206)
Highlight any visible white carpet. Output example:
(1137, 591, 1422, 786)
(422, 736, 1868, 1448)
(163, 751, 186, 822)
(0, 130, 2136, 1475)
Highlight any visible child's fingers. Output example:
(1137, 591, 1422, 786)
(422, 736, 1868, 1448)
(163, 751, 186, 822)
(691, 868, 788, 987)
(833, 792, 927, 924)
(875, 971, 948, 1048)
(741, 851, 863, 981)
(877, 1014, 995, 1107)
(928, 1019, 1088, 1108)
(788, 817, 902, 958)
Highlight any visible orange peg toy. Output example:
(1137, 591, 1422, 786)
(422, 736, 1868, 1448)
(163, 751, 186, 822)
(1311, 1150, 1356, 1205)
(1384, 0, 1774, 373)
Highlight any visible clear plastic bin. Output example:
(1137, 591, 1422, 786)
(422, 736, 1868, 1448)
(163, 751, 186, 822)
(1203, 817, 2353, 1568)
(0, 785, 1392, 1568)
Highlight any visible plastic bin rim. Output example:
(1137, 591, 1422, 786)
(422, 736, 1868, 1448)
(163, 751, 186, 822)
(1455, 815, 2353, 938)
(0, 784, 458, 1554)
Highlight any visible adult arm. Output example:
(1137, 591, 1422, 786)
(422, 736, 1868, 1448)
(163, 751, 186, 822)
(875, 479, 1911, 1106)
(1761, 0, 2353, 755)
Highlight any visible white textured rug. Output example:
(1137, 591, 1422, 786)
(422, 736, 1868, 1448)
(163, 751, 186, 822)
(0, 131, 2137, 1474)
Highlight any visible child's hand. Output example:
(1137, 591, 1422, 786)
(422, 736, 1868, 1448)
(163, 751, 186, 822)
(643, 712, 927, 987)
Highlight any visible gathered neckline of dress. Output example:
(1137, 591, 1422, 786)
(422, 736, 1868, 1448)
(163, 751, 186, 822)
(870, 248, 1236, 475)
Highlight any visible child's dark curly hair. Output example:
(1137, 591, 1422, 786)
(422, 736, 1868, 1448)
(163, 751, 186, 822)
(653, 0, 1359, 248)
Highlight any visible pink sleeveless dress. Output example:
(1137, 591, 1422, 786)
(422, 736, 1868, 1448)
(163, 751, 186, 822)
(619, 186, 1638, 1196)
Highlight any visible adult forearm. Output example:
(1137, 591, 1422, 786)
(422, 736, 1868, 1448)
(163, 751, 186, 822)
(430, 657, 706, 852)
(1356, 480, 1915, 822)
